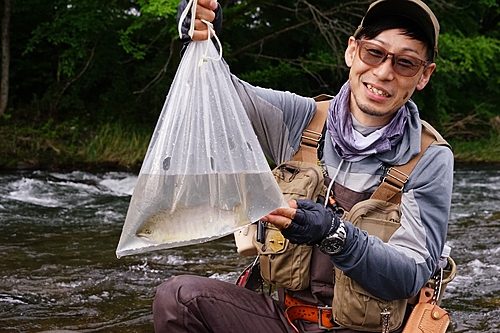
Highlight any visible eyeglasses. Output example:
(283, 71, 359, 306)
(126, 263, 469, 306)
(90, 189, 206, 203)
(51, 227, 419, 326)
(356, 40, 430, 77)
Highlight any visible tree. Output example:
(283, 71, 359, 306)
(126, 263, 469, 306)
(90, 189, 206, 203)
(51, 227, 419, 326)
(218, 0, 373, 96)
(412, 0, 500, 136)
(22, 0, 130, 115)
(3, 0, 500, 137)
(1, 0, 11, 117)
(10, 0, 181, 124)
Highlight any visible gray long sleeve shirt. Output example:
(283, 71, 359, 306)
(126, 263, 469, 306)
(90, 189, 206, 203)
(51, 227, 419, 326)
(230, 73, 454, 301)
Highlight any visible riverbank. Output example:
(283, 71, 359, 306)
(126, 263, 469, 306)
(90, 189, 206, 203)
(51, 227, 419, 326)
(1, 120, 500, 171)
(0, 120, 150, 172)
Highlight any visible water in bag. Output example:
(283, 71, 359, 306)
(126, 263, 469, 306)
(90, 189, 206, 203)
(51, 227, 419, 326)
(116, 39, 287, 258)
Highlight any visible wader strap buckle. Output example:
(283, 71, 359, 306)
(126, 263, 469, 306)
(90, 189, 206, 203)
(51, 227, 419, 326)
(382, 167, 409, 191)
(301, 129, 323, 148)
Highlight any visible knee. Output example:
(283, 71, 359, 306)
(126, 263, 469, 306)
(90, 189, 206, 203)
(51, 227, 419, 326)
(155, 275, 183, 297)
(154, 275, 203, 307)
(153, 275, 210, 330)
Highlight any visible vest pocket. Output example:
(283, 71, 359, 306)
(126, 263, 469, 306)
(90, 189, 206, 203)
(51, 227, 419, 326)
(253, 225, 312, 291)
(332, 198, 406, 331)
(345, 199, 401, 242)
(333, 267, 407, 331)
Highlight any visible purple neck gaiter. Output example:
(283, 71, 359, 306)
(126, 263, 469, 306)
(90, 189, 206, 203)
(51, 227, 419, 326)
(327, 82, 408, 162)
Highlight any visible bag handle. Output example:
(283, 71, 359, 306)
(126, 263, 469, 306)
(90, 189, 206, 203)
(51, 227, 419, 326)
(177, 0, 223, 67)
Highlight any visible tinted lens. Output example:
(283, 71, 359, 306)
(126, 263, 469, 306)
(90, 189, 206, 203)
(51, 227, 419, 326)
(357, 41, 425, 77)
(359, 43, 387, 66)
(393, 56, 422, 76)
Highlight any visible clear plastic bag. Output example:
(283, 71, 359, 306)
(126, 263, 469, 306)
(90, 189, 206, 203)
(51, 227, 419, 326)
(116, 27, 287, 258)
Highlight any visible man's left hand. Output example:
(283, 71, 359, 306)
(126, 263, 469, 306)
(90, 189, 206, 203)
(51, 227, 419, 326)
(261, 199, 337, 244)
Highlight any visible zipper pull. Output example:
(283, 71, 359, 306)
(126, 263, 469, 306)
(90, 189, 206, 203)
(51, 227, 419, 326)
(381, 309, 390, 333)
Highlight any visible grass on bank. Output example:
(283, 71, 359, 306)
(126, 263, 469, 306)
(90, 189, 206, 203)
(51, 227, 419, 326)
(449, 136, 500, 163)
(82, 123, 152, 168)
(0, 120, 152, 170)
(1, 119, 500, 170)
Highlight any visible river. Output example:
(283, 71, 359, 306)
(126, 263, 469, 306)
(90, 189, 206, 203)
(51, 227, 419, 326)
(0, 164, 499, 333)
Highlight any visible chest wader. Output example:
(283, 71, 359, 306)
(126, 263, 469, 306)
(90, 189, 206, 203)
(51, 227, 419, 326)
(331, 121, 450, 332)
(252, 95, 331, 292)
(236, 97, 454, 333)
(280, 121, 451, 333)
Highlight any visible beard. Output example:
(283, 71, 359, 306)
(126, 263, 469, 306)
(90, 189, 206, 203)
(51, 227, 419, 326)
(351, 91, 408, 118)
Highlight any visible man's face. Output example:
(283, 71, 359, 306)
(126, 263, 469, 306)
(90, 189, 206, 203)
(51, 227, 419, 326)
(344, 29, 436, 127)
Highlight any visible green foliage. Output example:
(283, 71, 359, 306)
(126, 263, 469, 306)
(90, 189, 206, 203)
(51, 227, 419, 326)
(410, 0, 500, 138)
(119, 0, 180, 59)
(138, 0, 179, 17)
(449, 135, 500, 163)
(119, 21, 150, 60)
(239, 62, 303, 88)
(418, 32, 500, 138)
(10, 0, 183, 124)
(437, 34, 500, 77)
(24, 0, 111, 78)
(219, 0, 366, 96)
(4, 0, 500, 167)
(0, 116, 84, 168)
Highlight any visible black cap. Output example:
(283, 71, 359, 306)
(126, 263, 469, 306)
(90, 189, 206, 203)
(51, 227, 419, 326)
(354, 0, 440, 61)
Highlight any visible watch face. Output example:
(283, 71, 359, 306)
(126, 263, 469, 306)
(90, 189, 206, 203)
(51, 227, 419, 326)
(319, 221, 346, 255)
(320, 237, 344, 254)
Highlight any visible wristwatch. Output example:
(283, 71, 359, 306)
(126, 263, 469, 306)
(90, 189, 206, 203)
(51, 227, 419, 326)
(319, 217, 346, 255)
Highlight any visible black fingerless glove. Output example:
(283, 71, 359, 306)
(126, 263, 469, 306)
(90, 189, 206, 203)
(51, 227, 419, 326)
(176, 0, 223, 56)
(280, 199, 339, 245)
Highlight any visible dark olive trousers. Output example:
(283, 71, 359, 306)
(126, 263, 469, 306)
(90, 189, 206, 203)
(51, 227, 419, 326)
(152, 275, 295, 333)
(152, 275, 365, 333)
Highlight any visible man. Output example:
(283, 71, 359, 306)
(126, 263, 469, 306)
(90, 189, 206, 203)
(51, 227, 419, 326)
(153, 1, 454, 332)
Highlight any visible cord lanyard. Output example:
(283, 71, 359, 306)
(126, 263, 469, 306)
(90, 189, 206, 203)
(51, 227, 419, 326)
(177, 0, 223, 67)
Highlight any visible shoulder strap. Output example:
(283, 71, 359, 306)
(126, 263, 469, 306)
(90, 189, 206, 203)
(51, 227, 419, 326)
(291, 94, 333, 164)
(420, 120, 451, 148)
(370, 120, 449, 204)
(290, 99, 450, 205)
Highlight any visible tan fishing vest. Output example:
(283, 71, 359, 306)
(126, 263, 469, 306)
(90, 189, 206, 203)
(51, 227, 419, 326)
(282, 96, 450, 332)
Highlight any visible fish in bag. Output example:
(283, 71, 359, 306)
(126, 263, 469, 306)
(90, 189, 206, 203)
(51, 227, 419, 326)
(116, 10, 287, 258)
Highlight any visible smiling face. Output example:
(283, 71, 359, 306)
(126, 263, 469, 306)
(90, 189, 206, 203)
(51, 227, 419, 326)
(345, 29, 436, 127)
